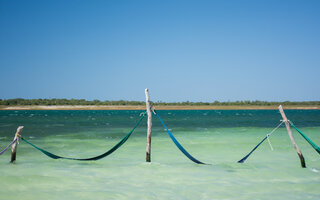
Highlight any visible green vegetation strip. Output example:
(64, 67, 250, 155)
(1, 98, 320, 106)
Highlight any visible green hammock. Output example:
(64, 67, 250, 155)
(22, 113, 145, 161)
(290, 121, 320, 155)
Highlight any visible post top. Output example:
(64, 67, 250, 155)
(15, 126, 24, 137)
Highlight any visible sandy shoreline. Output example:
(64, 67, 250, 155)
(0, 105, 319, 110)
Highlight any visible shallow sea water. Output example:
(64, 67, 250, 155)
(0, 110, 319, 200)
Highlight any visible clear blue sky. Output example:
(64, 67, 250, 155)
(1, 0, 319, 102)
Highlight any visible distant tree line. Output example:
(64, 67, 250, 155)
(0, 98, 319, 106)
(154, 100, 320, 106)
(0, 98, 145, 106)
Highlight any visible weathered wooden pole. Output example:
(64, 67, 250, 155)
(11, 126, 24, 163)
(278, 105, 306, 168)
(145, 88, 152, 162)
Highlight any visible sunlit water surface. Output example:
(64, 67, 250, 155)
(0, 110, 319, 200)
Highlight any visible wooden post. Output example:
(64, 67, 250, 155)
(11, 126, 24, 163)
(278, 105, 306, 168)
(145, 88, 152, 162)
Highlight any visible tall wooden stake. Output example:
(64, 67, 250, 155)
(11, 126, 24, 163)
(278, 105, 306, 168)
(145, 88, 152, 162)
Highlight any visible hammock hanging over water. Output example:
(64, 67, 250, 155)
(0, 138, 18, 155)
(21, 113, 145, 161)
(154, 111, 206, 164)
(290, 121, 320, 155)
(238, 121, 284, 163)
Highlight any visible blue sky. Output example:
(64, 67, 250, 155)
(0, 0, 319, 102)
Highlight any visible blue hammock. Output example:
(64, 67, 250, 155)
(154, 111, 206, 164)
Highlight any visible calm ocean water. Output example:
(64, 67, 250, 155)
(0, 110, 319, 200)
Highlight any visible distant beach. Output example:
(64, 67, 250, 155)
(1, 105, 319, 110)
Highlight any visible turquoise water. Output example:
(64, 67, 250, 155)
(0, 110, 319, 200)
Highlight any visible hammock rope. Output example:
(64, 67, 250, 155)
(21, 113, 145, 161)
(289, 121, 320, 155)
(266, 134, 274, 151)
(154, 111, 206, 164)
(0, 138, 18, 155)
(238, 121, 284, 163)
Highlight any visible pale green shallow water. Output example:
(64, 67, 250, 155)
(0, 110, 319, 200)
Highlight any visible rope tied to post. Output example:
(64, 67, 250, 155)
(21, 112, 146, 161)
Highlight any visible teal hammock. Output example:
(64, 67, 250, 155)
(290, 121, 320, 155)
(154, 111, 206, 164)
(22, 113, 145, 161)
